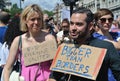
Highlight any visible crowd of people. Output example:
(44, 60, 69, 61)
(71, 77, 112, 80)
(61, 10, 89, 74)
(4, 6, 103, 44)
(0, 3, 120, 81)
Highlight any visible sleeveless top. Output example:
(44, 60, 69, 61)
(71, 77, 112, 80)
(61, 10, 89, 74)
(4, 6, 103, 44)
(19, 36, 51, 81)
(21, 53, 51, 81)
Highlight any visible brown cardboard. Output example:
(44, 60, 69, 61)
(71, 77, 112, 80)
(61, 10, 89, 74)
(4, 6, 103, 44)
(22, 39, 57, 66)
(50, 43, 107, 80)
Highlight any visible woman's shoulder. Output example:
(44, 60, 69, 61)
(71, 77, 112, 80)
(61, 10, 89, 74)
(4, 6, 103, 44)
(13, 33, 26, 44)
(13, 36, 21, 42)
(45, 33, 55, 40)
(41, 31, 54, 39)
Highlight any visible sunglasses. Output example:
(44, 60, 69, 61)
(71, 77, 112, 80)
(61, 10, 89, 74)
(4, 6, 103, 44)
(100, 18, 113, 23)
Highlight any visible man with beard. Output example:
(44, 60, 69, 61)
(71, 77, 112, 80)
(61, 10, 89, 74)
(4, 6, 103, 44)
(48, 7, 120, 81)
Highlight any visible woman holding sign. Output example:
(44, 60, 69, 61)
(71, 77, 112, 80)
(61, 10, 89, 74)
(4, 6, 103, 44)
(3, 4, 56, 81)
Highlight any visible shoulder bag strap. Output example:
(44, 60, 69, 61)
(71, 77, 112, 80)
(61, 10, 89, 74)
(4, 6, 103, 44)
(33, 63, 41, 81)
(18, 35, 22, 74)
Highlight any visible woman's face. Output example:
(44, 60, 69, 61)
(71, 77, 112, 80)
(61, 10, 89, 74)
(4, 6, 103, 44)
(98, 14, 113, 31)
(26, 12, 42, 33)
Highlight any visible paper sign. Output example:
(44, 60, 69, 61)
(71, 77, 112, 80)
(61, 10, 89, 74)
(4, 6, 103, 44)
(23, 39, 57, 66)
(50, 43, 107, 80)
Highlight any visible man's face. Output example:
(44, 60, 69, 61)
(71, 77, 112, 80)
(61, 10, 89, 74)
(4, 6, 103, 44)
(69, 13, 90, 40)
(62, 22, 69, 31)
(62, 22, 69, 36)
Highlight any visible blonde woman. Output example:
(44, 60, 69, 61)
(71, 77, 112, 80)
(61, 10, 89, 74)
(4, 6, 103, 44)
(3, 4, 56, 81)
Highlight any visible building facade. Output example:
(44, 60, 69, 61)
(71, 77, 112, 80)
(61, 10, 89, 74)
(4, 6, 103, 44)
(51, 0, 120, 22)
(5, 0, 12, 10)
(0, 0, 12, 10)
(78, 0, 120, 19)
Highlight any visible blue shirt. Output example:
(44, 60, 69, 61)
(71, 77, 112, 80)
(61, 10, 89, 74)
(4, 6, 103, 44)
(93, 32, 120, 81)
(93, 32, 120, 42)
(0, 26, 8, 44)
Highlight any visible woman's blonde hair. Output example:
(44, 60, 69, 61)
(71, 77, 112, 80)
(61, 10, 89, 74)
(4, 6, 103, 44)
(20, 4, 43, 32)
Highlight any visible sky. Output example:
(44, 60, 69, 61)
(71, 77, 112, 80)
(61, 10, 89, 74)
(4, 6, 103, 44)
(10, 0, 62, 11)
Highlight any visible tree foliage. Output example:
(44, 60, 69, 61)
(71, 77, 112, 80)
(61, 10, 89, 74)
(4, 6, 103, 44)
(43, 10, 54, 17)
(9, 4, 22, 18)
(3, 3, 54, 18)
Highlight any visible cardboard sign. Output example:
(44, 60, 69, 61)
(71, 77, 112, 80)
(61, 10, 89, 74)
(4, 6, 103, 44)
(23, 39, 57, 66)
(50, 43, 107, 80)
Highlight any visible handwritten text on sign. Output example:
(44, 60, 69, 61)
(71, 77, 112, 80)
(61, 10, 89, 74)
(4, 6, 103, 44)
(23, 39, 57, 66)
(50, 44, 107, 80)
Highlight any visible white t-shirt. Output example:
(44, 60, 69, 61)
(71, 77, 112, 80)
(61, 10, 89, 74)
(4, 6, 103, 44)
(0, 42, 2, 48)
(57, 30, 70, 42)
(57, 30, 63, 40)
(0, 42, 9, 65)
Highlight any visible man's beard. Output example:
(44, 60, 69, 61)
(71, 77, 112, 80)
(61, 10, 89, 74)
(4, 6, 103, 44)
(74, 30, 88, 41)
(70, 28, 89, 41)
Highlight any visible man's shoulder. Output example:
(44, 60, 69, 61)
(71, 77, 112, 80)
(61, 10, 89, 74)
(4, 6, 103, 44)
(90, 38, 114, 48)
(0, 25, 8, 28)
(0, 26, 8, 31)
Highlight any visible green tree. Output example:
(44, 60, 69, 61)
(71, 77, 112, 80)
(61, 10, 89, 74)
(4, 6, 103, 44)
(43, 10, 54, 17)
(9, 4, 22, 17)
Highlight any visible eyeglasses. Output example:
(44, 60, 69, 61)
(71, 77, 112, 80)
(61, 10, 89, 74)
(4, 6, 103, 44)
(100, 18, 113, 23)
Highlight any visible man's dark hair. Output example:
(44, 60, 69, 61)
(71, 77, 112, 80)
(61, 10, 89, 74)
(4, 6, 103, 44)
(0, 11, 11, 25)
(3, 16, 24, 49)
(72, 7, 94, 24)
(62, 18, 70, 26)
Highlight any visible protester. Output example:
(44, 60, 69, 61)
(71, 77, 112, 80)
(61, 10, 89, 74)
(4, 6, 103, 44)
(3, 4, 56, 81)
(48, 7, 120, 81)
(93, 8, 120, 81)
(0, 15, 24, 67)
(43, 16, 59, 37)
(0, 11, 10, 44)
(110, 20, 120, 32)
(43, 13, 49, 21)
(93, 8, 120, 50)
(56, 18, 70, 44)
(0, 11, 10, 80)
(43, 13, 52, 33)
(4, 15, 24, 49)
(0, 14, 24, 81)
